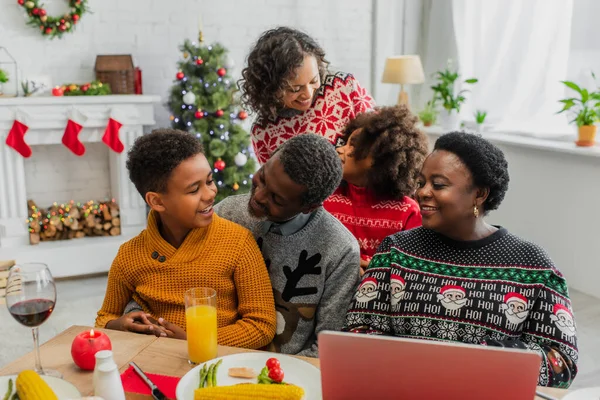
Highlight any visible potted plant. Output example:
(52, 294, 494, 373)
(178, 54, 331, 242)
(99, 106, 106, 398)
(430, 60, 478, 131)
(418, 101, 438, 127)
(474, 110, 487, 133)
(0, 68, 8, 96)
(558, 76, 600, 147)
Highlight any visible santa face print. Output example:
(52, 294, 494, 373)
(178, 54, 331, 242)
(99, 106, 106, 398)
(437, 286, 468, 311)
(390, 281, 406, 306)
(500, 293, 530, 325)
(355, 279, 379, 305)
(550, 305, 576, 337)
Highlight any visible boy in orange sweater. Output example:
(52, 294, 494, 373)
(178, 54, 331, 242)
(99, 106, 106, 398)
(95, 129, 276, 349)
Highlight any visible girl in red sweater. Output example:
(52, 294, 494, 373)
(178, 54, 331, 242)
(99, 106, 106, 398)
(239, 27, 375, 164)
(323, 105, 429, 274)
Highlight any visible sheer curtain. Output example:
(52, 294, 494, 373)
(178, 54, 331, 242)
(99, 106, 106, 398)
(452, 0, 573, 135)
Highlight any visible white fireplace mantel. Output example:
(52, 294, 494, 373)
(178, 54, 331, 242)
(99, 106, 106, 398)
(0, 95, 160, 278)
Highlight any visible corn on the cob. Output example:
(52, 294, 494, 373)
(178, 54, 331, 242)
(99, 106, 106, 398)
(194, 383, 305, 400)
(16, 370, 58, 400)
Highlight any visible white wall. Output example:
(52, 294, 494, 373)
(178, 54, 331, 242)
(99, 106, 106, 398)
(0, 0, 374, 129)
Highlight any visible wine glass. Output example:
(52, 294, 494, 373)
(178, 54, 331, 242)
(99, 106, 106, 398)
(6, 262, 61, 378)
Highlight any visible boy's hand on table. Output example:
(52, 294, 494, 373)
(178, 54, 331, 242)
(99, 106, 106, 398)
(157, 317, 187, 340)
(107, 311, 167, 336)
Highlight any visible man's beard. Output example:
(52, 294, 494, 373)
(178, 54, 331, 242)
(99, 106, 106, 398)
(437, 294, 468, 310)
(503, 307, 529, 324)
(355, 291, 378, 303)
(248, 186, 269, 220)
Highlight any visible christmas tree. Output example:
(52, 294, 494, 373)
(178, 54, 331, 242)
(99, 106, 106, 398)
(168, 33, 255, 202)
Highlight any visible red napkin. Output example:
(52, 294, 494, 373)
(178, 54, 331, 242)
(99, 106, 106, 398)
(120, 365, 181, 399)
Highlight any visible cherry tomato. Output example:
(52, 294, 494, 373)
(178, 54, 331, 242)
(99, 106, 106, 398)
(268, 366, 284, 383)
(266, 357, 280, 370)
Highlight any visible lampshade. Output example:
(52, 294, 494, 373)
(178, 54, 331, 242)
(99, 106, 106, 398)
(381, 55, 425, 85)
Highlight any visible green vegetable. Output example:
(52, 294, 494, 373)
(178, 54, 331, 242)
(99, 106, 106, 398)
(199, 363, 208, 389)
(206, 363, 215, 388)
(3, 379, 13, 400)
(212, 359, 222, 387)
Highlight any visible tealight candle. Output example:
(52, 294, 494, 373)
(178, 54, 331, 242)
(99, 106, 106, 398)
(71, 329, 112, 370)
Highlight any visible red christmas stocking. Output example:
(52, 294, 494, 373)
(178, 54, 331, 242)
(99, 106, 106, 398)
(62, 119, 85, 156)
(102, 118, 124, 153)
(5, 120, 32, 158)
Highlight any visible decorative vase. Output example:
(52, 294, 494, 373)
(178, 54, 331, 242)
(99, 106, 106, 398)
(576, 125, 597, 147)
(439, 110, 460, 132)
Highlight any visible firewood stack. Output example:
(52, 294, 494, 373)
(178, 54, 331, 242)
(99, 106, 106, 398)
(27, 200, 121, 245)
(0, 260, 15, 305)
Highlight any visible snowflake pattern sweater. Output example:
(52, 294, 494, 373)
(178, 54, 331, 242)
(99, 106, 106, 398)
(345, 227, 578, 388)
(251, 72, 375, 164)
(95, 211, 276, 349)
(323, 183, 422, 261)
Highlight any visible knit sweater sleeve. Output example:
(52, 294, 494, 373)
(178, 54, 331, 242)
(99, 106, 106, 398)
(484, 265, 578, 388)
(296, 241, 361, 357)
(95, 249, 135, 328)
(218, 230, 276, 349)
(344, 237, 393, 334)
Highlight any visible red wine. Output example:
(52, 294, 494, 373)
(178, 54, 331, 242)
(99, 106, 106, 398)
(9, 299, 55, 327)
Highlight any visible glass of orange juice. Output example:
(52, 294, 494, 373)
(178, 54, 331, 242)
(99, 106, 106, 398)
(184, 287, 217, 365)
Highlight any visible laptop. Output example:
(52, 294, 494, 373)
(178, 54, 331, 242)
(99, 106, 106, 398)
(318, 331, 542, 400)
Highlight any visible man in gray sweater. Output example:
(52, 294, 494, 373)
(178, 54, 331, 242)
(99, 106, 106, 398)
(214, 134, 360, 358)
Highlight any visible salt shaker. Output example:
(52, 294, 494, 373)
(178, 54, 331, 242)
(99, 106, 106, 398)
(94, 360, 125, 400)
(93, 350, 116, 391)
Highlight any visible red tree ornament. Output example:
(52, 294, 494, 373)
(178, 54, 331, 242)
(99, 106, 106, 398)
(17, 0, 24, 5)
(32, 8, 39, 15)
(217, 68, 226, 77)
(214, 158, 226, 171)
(52, 86, 64, 96)
(238, 111, 248, 120)
(196, 59, 203, 65)
(176, 72, 185, 80)
(195, 111, 204, 119)
(215, 109, 224, 117)
(72, 14, 79, 22)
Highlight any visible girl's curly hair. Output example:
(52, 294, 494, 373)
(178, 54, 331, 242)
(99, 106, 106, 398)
(344, 105, 429, 200)
(238, 27, 329, 122)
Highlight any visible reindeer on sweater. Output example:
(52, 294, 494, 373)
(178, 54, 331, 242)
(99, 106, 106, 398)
(266, 249, 321, 353)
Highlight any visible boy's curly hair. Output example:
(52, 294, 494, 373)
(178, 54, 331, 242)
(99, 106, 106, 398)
(344, 105, 429, 200)
(238, 27, 329, 122)
(126, 129, 204, 198)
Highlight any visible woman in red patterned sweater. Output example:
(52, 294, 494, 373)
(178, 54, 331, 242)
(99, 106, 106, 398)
(238, 27, 375, 165)
(323, 105, 429, 274)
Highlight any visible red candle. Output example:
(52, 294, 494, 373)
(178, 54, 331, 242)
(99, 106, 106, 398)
(71, 329, 112, 370)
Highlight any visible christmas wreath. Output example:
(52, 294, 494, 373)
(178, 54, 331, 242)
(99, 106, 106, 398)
(17, 0, 88, 39)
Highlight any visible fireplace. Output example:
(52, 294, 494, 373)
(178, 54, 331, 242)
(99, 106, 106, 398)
(0, 95, 159, 277)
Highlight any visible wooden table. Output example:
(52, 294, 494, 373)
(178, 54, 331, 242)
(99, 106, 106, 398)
(0, 326, 566, 399)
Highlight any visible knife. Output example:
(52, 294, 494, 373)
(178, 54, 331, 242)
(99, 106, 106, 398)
(129, 361, 168, 400)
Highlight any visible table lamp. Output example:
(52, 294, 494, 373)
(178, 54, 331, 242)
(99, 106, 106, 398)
(381, 55, 425, 106)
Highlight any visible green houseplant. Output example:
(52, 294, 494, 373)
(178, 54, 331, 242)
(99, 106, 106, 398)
(0, 68, 8, 96)
(418, 101, 438, 127)
(557, 75, 600, 146)
(474, 110, 487, 132)
(431, 60, 478, 131)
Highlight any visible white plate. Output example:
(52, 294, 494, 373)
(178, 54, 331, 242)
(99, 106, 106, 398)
(176, 352, 322, 400)
(0, 374, 81, 399)
(562, 387, 600, 400)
